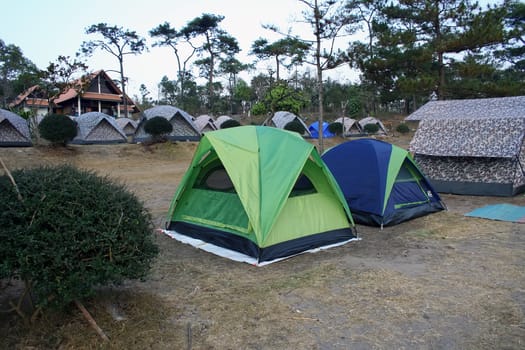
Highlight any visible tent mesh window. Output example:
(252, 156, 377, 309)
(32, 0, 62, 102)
(396, 162, 422, 182)
(392, 162, 433, 209)
(195, 165, 235, 192)
(290, 173, 317, 197)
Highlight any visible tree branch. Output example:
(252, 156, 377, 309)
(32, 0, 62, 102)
(0, 157, 23, 202)
(75, 300, 110, 342)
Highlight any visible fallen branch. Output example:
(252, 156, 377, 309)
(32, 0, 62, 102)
(74, 300, 110, 342)
(0, 156, 23, 202)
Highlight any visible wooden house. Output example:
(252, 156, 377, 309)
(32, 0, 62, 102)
(53, 70, 139, 117)
(8, 85, 49, 117)
(9, 70, 139, 118)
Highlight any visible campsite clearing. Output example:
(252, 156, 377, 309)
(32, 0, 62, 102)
(1, 134, 524, 349)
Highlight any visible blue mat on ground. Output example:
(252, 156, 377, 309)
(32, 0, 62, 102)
(465, 204, 525, 223)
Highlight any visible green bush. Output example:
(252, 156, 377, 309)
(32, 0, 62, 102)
(220, 119, 241, 129)
(250, 102, 267, 116)
(0, 165, 158, 313)
(144, 116, 173, 141)
(328, 122, 343, 136)
(38, 114, 77, 145)
(284, 120, 305, 134)
(396, 123, 410, 134)
(363, 123, 379, 134)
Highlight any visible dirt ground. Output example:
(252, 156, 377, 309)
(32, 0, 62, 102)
(1, 130, 524, 349)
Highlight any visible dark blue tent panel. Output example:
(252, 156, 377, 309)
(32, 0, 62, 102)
(322, 139, 445, 227)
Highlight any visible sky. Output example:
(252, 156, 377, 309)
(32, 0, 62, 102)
(0, 0, 360, 98)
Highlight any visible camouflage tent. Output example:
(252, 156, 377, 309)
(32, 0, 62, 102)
(406, 96, 525, 121)
(115, 117, 138, 136)
(133, 105, 201, 142)
(0, 109, 32, 147)
(71, 112, 127, 145)
(408, 97, 525, 196)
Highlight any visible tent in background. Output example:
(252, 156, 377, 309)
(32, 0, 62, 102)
(133, 105, 200, 142)
(262, 111, 311, 137)
(322, 139, 445, 227)
(407, 97, 525, 196)
(359, 117, 387, 134)
(71, 112, 128, 145)
(115, 117, 138, 136)
(309, 121, 335, 138)
(163, 125, 357, 265)
(334, 117, 363, 136)
(215, 115, 234, 129)
(0, 109, 32, 147)
(195, 115, 218, 133)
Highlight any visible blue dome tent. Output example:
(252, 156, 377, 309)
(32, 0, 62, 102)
(322, 139, 445, 227)
(309, 121, 334, 138)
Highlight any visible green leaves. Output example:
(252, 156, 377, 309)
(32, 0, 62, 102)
(38, 114, 77, 146)
(0, 165, 158, 311)
(144, 116, 173, 142)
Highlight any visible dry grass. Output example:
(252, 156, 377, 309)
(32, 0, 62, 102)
(1, 131, 524, 349)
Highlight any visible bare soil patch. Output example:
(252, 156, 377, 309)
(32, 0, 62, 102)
(1, 132, 524, 349)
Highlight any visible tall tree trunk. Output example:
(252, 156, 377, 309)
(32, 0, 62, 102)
(275, 56, 280, 81)
(314, 0, 324, 153)
(119, 59, 128, 118)
(208, 55, 214, 109)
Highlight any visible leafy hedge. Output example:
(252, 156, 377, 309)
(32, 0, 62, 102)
(144, 116, 173, 141)
(38, 114, 78, 145)
(0, 165, 158, 312)
(396, 123, 410, 134)
(328, 122, 343, 136)
(363, 123, 380, 134)
(220, 119, 241, 129)
(284, 120, 305, 134)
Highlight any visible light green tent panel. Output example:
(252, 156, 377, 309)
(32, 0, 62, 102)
(263, 192, 351, 247)
(383, 145, 409, 214)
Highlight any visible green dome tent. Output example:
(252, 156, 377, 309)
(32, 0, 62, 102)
(163, 125, 357, 265)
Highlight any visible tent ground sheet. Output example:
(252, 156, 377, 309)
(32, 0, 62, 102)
(465, 203, 525, 223)
(160, 229, 360, 266)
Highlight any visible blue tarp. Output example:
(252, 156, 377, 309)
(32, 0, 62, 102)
(465, 204, 525, 223)
(309, 121, 334, 138)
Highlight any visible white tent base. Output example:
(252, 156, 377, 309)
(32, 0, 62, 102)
(161, 229, 360, 266)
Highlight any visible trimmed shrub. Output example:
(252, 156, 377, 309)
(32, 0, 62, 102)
(284, 120, 305, 134)
(220, 119, 241, 129)
(38, 114, 77, 145)
(0, 165, 158, 313)
(328, 122, 343, 136)
(144, 116, 173, 142)
(363, 123, 379, 134)
(250, 102, 267, 116)
(396, 123, 410, 134)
